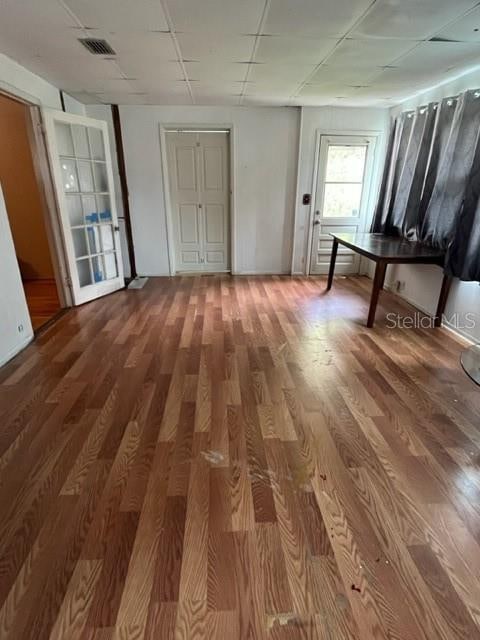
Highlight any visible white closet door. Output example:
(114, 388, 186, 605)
(198, 132, 230, 271)
(43, 109, 124, 305)
(167, 132, 203, 270)
(167, 131, 230, 273)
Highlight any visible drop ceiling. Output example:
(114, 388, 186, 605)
(2, 0, 480, 107)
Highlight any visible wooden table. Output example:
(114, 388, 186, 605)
(327, 232, 451, 328)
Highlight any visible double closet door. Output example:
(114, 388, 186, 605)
(166, 131, 230, 273)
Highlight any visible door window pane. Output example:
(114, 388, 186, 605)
(326, 145, 367, 182)
(104, 252, 118, 279)
(72, 228, 88, 257)
(77, 161, 95, 193)
(92, 256, 105, 282)
(82, 195, 97, 223)
(66, 195, 83, 226)
(55, 122, 74, 156)
(87, 225, 101, 254)
(89, 127, 105, 160)
(60, 158, 78, 192)
(72, 125, 90, 158)
(93, 163, 108, 192)
(77, 258, 92, 287)
(323, 183, 362, 217)
(97, 195, 112, 221)
(100, 224, 115, 252)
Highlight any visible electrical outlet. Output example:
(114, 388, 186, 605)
(395, 280, 406, 293)
(17, 324, 24, 333)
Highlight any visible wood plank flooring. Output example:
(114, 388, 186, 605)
(1, 274, 480, 640)
(23, 278, 61, 330)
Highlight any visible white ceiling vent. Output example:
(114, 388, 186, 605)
(79, 38, 116, 55)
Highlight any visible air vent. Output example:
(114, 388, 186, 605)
(79, 38, 116, 55)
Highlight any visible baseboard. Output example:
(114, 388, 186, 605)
(383, 280, 476, 345)
(234, 271, 291, 276)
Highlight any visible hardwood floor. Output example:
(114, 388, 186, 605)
(23, 278, 61, 330)
(0, 274, 479, 640)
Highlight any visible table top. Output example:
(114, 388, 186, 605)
(331, 232, 445, 263)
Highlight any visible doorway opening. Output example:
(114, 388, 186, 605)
(165, 129, 232, 274)
(0, 92, 62, 330)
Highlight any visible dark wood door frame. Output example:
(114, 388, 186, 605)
(111, 104, 137, 280)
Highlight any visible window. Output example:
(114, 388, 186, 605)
(322, 144, 368, 218)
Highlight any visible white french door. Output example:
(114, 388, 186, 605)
(309, 134, 376, 275)
(166, 131, 230, 273)
(43, 109, 124, 305)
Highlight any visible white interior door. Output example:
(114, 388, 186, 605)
(43, 109, 124, 305)
(309, 135, 376, 275)
(167, 131, 230, 273)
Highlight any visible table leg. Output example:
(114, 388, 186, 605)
(434, 273, 452, 328)
(367, 260, 387, 328)
(327, 238, 338, 291)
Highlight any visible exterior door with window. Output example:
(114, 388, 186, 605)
(309, 135, 376, 275)
(43, 109, 124, 305)
(167, 131, 230, 273)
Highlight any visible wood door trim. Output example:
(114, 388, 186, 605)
(111, 104, 137, 280)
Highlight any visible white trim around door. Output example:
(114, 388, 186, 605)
(159, 124, 235, 276)
(306, 129, 381, 276)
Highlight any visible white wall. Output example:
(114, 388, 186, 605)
(386, 68, 480, 342)
(0, 182, 33, 367)
(118, 105, 300, 275)
(292, 106, 390, 274)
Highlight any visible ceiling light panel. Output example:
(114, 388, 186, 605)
(165, 0, 266, 34)
(264, 0, 375, 37)
(351, 0, 479, 40)
(62, 0, 169, 32)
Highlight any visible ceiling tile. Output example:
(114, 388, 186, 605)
(255, 36, 337, 65)
(394, 41, 480, 74)
(307, 66, 380, 86)
(176, 33, 255, 62)
(115, 58, 183, 82)
(326, 39, 418, 69)
(62, 0, 169, 32)
(184, 62, 247, 82)
(435, 6, 480, 43)
(245, 82, 299, 96)
(264, 0, 375, 37)
(248, 63, 316, 83)
(352, 0, 479, 40)
(243, 95, 292, 106)
(165, 0, 265, 34)
(299, 83, 357, 98)
(106, 32, 177, 58)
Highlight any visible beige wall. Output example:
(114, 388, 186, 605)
(0, 94, 54, 280)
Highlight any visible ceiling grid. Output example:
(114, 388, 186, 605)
(1, 0, 480, 106)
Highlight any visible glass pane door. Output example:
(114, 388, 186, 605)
(43, 110, 124, 305)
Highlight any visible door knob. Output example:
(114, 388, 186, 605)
(114, 225, 120, 231)
(313, 220, 320, 226)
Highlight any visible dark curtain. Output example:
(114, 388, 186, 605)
(419, 90, 480, 250)
(371, 105, 436, 239)
(371, 88, 480, 281)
